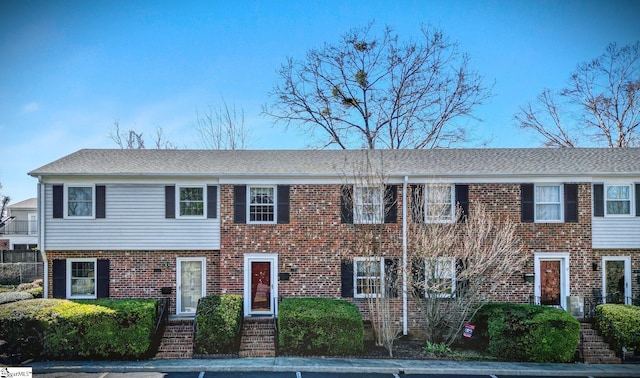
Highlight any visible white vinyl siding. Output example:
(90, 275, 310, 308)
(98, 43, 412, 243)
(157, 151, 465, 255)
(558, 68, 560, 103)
(592, 217, 640, 249)
(44, 184, 220, 250)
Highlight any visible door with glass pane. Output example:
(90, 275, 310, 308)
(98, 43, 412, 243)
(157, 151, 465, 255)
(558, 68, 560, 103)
(602, 257, 631, 304)
(177, 258, 206, 315)
(244, 254, 278, 317)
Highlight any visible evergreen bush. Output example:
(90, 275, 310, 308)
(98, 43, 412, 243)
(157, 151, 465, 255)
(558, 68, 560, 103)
(194, 294, 243, 354)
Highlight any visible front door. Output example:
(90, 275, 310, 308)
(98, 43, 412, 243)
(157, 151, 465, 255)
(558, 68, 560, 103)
(540, 260, 561, 306)
(177, 257, 206, 315)
(244, 254, 278, 317)
(602, 256, 632, 304)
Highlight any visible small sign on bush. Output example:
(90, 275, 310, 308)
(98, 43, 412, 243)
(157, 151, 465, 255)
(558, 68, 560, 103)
(463, 323, 475, 338)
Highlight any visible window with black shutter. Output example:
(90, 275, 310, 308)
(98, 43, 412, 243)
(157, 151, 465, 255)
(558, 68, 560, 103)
(564, 184, 578, 223)
(340, 260, 354, 297)
(520, 183, 535, 222)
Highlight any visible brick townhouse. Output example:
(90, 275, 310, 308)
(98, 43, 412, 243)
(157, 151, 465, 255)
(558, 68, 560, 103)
(28, 148, 640, 336)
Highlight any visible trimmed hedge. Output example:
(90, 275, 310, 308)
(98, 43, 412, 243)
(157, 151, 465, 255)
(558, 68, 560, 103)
(194, 294, 243, 354)
(0, 298, 157, 360)
(472, 303, 580, 362)
(278, 298, 364, 356)
(595, 304, 640, 353)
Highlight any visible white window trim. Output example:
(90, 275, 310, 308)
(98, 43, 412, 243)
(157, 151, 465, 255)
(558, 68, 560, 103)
(534, 184, 564, 223)
(424, 257, 456, 298)
(247, 185, 277, 224)
(67, 258, 97, 299)
(353, 185, 384, 224)
(353, 257, 385, 298)
(424, 184, 455, 224)
(601, 256, 632, 305)
(604, 184, 634, 217)
(176, 185, 207, 219)
(176, 257, 207, 315)
(64, 184, 95, 219)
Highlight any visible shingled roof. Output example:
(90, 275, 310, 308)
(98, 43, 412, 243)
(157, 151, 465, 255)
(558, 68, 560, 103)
(29, 148, 640, 178)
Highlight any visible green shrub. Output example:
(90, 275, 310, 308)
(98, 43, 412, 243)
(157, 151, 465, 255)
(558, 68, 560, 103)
(278, 298, 364, 356)
(17, 279, 43, 298)
(194, 294, 243, 354)
(0, 298, 157, 360)
(472, 303, 580, 362)
(595, 304, 640, 353)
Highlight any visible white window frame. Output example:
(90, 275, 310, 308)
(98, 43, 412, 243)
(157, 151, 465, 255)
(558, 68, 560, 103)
(424, 184, 455, 223)
(65, 185, 95, 219)
(534, 184, 564, 223)
(353, 257, 384, 298)
(247, 186, 277, 224)
(176, 185, 206, 218)
(604, 184, 633, 217)
(353, 186, 384, 224)
(67, 258, 97, 299)
(424, 257, 456, 298)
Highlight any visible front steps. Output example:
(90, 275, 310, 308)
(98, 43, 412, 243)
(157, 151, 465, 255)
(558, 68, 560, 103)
(239, 317, 276, 357)
(578, 322, 621, 364)
(155, 318, 194, 359)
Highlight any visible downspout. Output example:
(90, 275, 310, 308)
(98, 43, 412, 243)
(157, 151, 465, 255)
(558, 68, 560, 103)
(402, 175, 408, 335)
(38, 177, 48, 298)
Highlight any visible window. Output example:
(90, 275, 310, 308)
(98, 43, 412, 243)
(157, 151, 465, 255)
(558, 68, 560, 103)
(424, 257, 456, 298)
(354, 257, 384, 298)
(605, 185, 632, 216)
(249, 186, 275, 223)
(353, 186, 384, 224)
(535, 185, 563, 222)
(67, 258, 97, 298)
(425, 184, 454, 223)
(67, 186, 93, 217)
(178, 186, 205, 217)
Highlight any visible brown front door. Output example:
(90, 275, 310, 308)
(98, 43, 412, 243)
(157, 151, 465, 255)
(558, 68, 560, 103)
(540, 260, 561, 306)
(251, 261, 271, 312)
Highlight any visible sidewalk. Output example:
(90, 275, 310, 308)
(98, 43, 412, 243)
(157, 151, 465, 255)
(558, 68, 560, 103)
(29, 357, 640, 377)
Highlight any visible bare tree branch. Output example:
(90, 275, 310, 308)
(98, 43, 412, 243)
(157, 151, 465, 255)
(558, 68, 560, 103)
(264, 22, 493, 149)
(194, 99, 250, 150)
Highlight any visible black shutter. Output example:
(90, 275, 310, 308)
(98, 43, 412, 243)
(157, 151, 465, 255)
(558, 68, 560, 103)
(340, 186, 353, 224)
(53, 185, 64, 219)
(411, 258, 425, 297)
(455, 259, 469, 297)
(52, 259, 66, 298)
(521, 183, 535, 222)
(207, 185, 218, 219)
(455, 184, 469, 223)
(636, 184, 640, 217)
(593, 184, 604, 217)
(340, 260, 354, 297)
(277, 185, 290, 224)
(96, 259, 110, 298)
(234, 185, 247, 224)
(410, 184, 424, 223)
(564, 184, 578, 223)
(384, 185, 397, 224)
(96, 185, 106, 219)
(384, 258, 399, 298)
(165, 186, 175, 219)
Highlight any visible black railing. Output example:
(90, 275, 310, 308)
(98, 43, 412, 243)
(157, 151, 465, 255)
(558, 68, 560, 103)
(147, 297, 170, 358)
(0, 221, 37, 235)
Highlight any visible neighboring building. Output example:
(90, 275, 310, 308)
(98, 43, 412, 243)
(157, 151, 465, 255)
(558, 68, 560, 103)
(28, 148, 640, 336)
(0, 198, 38, 250)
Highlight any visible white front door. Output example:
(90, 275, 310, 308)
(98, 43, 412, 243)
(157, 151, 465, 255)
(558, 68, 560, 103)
(534, 253, 570, 309)
(244, 253, 278, 317)
(177, 257, 206, 315)
(602, 256, 632, 305)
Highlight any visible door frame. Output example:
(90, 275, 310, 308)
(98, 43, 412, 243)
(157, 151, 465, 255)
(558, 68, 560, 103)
(176, 257, 206, 316)
(601, 256, 632, 305)
(244, 253, 278, 317)
(534, 252, 570, 309)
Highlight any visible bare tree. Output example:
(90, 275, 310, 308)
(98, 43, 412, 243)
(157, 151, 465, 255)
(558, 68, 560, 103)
(339, 151, 402, 357)
(516, 41, 640, 148)
(108, 121, 176, 149)
(408, 184, 524, 346)
(194, 99, 250, 150)
(0, 182, 10, 228)
(264, 22, 492, 149)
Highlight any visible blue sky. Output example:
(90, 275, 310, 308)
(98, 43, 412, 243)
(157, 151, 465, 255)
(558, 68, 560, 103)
(1, 0, 638, 202)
